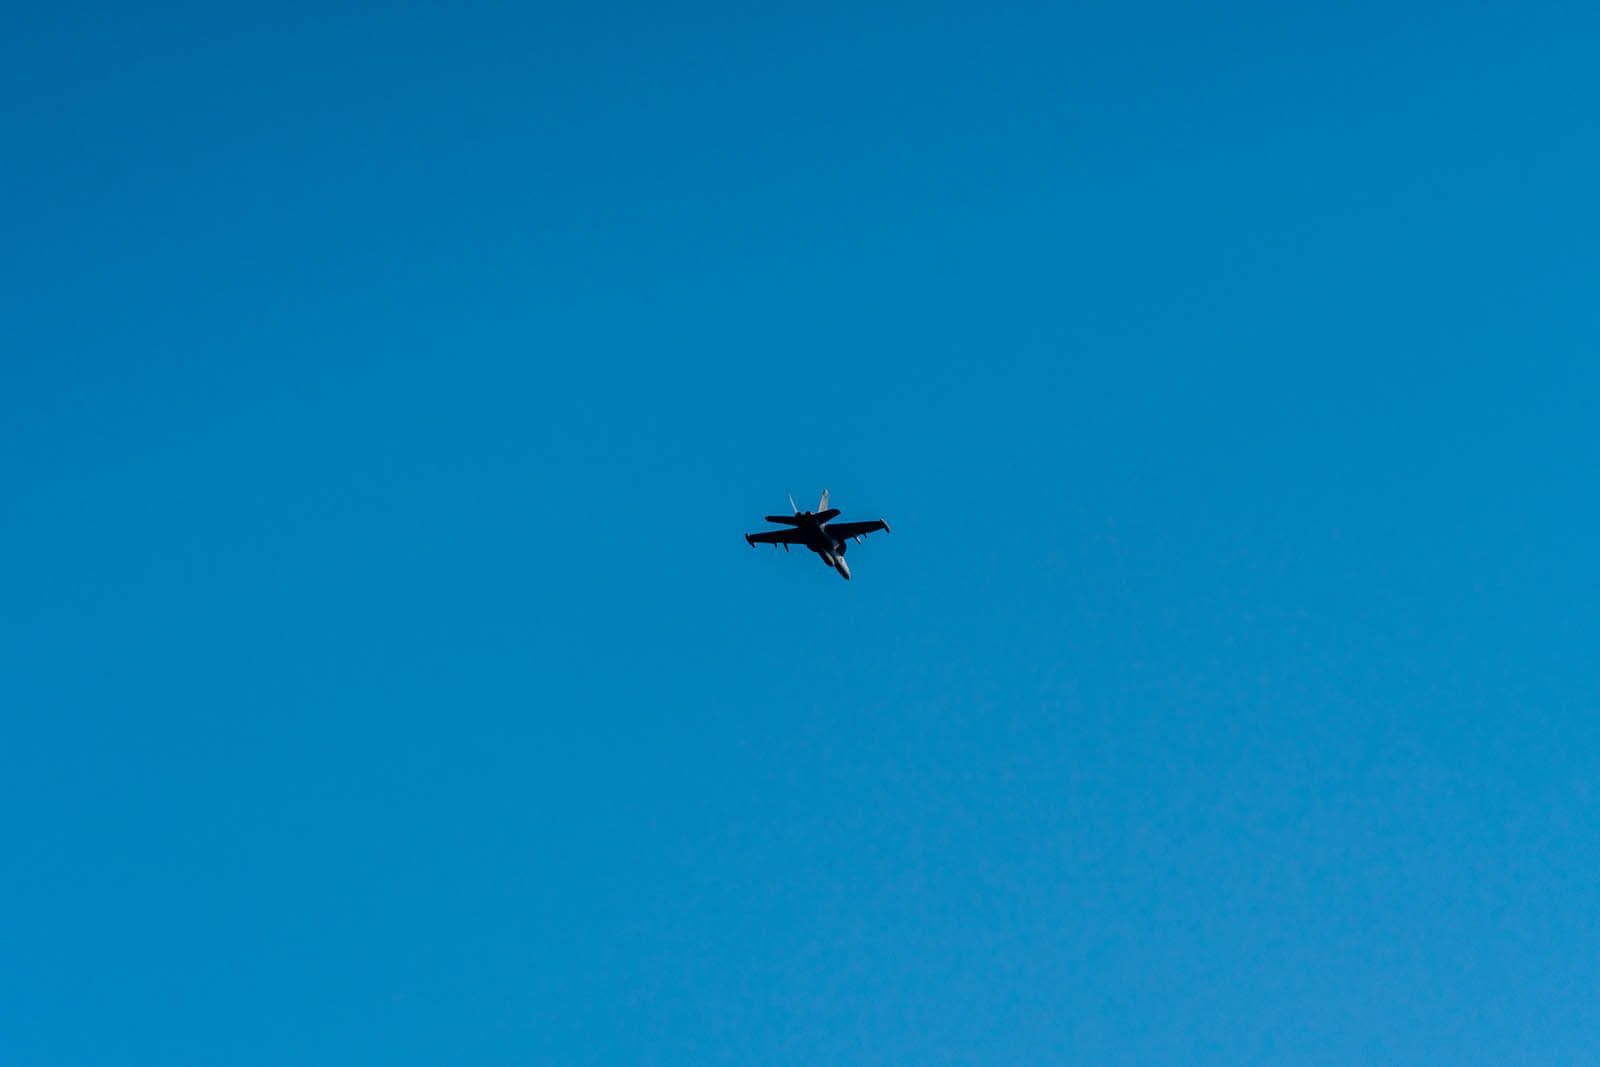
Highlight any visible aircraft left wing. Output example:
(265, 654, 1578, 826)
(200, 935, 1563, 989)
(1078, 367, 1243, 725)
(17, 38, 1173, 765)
(825, 519, 890, 540)
(746, 528, 805, 547)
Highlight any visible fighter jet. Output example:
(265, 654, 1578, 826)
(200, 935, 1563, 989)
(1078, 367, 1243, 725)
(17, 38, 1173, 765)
(745, 490, 890, 580)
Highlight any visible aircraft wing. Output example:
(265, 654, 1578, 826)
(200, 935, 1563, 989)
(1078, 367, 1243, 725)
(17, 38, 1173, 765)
(746, 528, 806, 546)
(825, 519, 890, 540)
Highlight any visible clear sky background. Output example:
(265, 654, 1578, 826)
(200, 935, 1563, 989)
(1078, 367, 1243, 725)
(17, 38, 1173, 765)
(4, 3, 1598, 1063)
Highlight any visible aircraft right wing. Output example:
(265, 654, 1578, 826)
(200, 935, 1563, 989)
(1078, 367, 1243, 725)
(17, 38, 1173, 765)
(825, 519, 890, 540)
(746, 528, 805, 547)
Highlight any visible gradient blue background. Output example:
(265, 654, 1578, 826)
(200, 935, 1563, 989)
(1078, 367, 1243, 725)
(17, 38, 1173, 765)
(5, 3, 1598, 1063)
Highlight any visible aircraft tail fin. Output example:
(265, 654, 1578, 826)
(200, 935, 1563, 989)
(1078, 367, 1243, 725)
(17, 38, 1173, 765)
(818, 489, 829, 512)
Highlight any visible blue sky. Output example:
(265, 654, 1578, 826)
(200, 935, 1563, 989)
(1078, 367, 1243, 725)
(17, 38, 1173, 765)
(4, 3, 1598, 1063)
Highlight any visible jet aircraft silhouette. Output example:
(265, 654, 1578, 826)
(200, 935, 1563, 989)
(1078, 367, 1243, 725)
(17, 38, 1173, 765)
(745, 490, 890, 580)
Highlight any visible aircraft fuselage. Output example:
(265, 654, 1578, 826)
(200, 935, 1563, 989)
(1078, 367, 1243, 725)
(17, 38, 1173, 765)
(788, 514, 851, 579)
